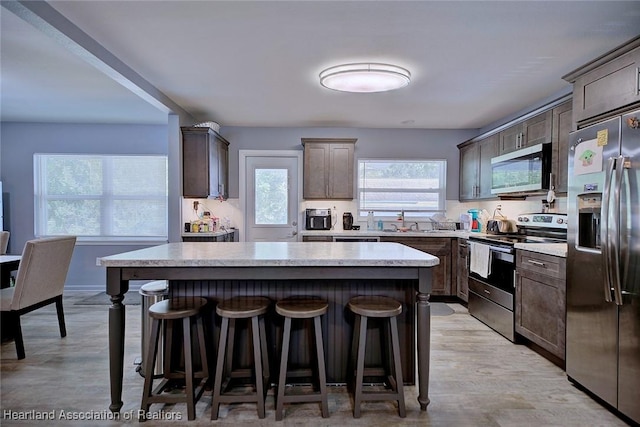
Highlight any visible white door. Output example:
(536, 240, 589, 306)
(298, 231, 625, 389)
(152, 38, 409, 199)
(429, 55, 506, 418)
(240, 150, 301, 242)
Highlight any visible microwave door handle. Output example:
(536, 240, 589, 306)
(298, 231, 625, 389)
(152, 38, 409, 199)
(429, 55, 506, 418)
(611, 156, 626, 305)
(310, 217, 316, 229)
(601, 157, 615, 303)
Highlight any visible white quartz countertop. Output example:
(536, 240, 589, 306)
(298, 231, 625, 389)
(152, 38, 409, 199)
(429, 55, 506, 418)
(301, 229, 471, 239)
(514, 243, 568, 258)
(97, 242, 440, 268)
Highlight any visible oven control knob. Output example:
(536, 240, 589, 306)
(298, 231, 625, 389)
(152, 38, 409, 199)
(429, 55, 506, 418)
(517, 216, 522, 222)
(522, 217, 529, 222)
(557, 218, 564, 224)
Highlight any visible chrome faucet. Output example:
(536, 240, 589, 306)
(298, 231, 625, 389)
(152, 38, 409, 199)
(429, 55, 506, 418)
(399, 209, 405, 228)
(410, 222, 419, 231)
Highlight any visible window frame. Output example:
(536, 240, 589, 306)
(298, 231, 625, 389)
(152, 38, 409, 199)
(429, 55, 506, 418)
(357, 158, 447, 220)
(34, 153, 169, 244)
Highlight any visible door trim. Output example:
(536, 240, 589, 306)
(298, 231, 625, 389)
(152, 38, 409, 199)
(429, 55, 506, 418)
(239, 150, 303, 242)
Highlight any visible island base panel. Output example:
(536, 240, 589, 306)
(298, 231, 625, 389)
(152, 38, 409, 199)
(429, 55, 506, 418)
(170, 279, 416, 384)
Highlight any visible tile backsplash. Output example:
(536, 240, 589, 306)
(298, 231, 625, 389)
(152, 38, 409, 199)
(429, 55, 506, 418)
(182, 195, 567, 239)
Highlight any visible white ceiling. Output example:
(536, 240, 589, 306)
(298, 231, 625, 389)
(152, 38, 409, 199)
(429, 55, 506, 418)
(2, 1, 640, 130)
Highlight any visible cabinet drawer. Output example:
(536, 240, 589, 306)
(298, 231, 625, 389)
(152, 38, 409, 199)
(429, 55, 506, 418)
(516, 250, 566, 279)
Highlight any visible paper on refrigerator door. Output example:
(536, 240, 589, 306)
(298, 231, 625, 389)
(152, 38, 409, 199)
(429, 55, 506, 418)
(574, 138, 603, 176)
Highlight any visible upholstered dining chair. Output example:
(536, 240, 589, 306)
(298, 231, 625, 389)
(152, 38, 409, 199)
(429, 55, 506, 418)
(0, 231, 9, 254)
(0, 236, 76, 359)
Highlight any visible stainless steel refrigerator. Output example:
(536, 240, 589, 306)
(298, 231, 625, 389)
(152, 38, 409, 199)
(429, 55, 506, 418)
(567, 108, 640, 424)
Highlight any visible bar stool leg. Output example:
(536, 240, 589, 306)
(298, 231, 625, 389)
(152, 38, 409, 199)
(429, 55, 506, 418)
(251, 316, 266, 419)
(140, 317, 161, 417)
(211, 317, 229, 421)
(348, 314, 361, 393)
(353, 315, 368, 418)
(275, 316, 292, 421)
(181, 317, 196, 420)
(195, 316, 209, 378)
(259, 315, 270, 385)
(313, 315, 329, 418)
(390, 316, 406, 417)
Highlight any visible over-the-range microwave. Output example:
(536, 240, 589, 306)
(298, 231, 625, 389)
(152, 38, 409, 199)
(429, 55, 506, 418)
(490, 143, 551, 195)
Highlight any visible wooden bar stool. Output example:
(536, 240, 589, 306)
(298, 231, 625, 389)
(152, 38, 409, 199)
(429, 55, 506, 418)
(347, 295, 406, 418)
(211, 296, 271, 420)
(275, 297, 329, 421)
(140, 297, 209, 421)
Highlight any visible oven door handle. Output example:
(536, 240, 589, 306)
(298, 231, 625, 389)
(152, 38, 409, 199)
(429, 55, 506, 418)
(487, 245, 514, 254)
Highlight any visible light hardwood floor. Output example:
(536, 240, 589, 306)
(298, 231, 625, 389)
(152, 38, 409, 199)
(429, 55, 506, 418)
(0, 293, 629, 426)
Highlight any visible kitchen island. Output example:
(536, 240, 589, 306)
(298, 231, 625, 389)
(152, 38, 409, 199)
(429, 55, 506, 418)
(98, 241, 439, 414)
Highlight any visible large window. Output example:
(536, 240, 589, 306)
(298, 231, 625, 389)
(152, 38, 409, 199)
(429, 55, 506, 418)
(34, 154, 168, 242)
(358, 159, 446, 219)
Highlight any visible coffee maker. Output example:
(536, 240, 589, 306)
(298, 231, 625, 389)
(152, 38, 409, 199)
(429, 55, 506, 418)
(343, 212, 353, 230)
(305, 208, 332, 230)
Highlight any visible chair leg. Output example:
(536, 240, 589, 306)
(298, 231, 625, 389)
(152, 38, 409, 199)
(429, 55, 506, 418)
(276, 316, 292, 421)
(314, 315, 329, 418)
(12, 313, 25, 360)
(211, 317, 229, 421)
(353, 315, 368, 418)
(251, 316, 266, 419)
(55, 296, 66, 338)
(389, 316, 406, 418)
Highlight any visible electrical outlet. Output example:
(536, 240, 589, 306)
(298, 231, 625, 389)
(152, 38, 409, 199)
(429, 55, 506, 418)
(193, 201, 199, 210)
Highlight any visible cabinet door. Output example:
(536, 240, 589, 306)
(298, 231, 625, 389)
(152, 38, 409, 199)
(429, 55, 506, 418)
(456, 240, 469, 302)
(382, 237, 452, 295)
(303, 139, 356, 199)
(498, 123, 523, 154)
(328, 143, 354, 199)
(217, 138, 229, 198)
(182, 129, 211, 198)
(572, 45, 640, 124)
(515, 250, 566, 360)
(459, 143, 479, 200)
(182, 127, 230, 199)
(478, 134, 498, 198)
(522, 110, 552, 147)
(552, 101, 572, 193)
(303, 143, 329, 199)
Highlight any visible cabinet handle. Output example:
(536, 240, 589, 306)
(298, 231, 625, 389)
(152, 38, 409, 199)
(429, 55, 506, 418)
(527, 259, 546, 267)
(484, 289, 491, 295)
(636, 67, 639, 96)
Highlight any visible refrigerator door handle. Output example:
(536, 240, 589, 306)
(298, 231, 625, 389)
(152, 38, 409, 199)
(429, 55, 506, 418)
(611, 156, 627, 305)
(601, 157, 615, 302)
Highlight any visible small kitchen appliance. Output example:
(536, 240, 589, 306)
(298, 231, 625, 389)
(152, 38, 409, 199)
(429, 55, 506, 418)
(343, 212, 353, 230)
(467, 209, 482, 232)
(305, 208, 332, 230)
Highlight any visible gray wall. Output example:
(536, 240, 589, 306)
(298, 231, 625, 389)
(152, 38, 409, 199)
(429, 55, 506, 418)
(1, 122, 476, 290)
(0, 122, 168, 290)
(221, 127, 477, 201)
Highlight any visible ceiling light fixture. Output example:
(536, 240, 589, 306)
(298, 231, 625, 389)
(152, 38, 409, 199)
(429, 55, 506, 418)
(319, 63, 411, 93)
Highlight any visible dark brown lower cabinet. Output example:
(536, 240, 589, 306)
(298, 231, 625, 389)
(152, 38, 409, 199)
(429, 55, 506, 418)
(456, 239, 469, 302)
(381, 237, 452, 296)
(182, 230, 238, 242)
(515, 250, 566, 361)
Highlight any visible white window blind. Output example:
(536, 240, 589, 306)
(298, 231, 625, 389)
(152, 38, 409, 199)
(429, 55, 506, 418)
(34, 154, 168, 242)
(358, 159, 446, 219)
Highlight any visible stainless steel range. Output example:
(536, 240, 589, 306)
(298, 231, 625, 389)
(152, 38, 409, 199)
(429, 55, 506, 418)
(467, 213, 567, 341)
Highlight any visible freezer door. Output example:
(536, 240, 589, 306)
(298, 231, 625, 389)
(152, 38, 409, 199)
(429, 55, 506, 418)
(617, 110, 640, 424)
(566, 116, 620, 408)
